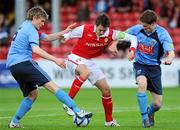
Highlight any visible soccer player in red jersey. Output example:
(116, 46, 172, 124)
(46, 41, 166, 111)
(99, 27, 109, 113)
(61, 14, 137, 126)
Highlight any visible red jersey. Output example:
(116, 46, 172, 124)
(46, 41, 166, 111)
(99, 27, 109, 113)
(72, 24, 113, 59)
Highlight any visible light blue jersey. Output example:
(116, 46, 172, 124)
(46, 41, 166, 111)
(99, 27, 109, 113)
(6, 21, 46, 67)
(127, 25, 174, 65)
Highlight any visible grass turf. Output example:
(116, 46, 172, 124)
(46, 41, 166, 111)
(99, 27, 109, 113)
(0, 87, 180, 130)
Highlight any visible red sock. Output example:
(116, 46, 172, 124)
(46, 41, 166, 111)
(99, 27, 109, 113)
(68, 76, 85, 99)
(102, 96, 113, 122)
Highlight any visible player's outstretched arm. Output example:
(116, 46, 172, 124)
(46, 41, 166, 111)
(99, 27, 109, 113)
(164, 51, 175, 65)
(32, 46, 66, 68)
(114, 31, 137, 60)
(42, 23, 77, 42)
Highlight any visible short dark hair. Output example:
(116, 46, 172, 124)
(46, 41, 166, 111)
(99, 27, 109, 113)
(95, 14, 110, 27)
(139, 10, 158, 24)
(117, 41, 131, 51)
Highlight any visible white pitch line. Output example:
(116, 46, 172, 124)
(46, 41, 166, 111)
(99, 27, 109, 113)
(0, 114, 60, 119)
(0, 106, 180, 120)
(0, 106, 180, 112)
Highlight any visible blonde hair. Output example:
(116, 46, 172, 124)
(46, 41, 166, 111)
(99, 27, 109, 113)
(26, 6, 48, 20)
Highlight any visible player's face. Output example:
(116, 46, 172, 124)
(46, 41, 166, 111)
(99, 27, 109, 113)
(95, 25, 107, 36)
(141, 22, 155, 32)
(32, 17, 46, 30)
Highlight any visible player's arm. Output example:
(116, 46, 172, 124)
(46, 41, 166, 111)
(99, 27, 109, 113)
(164, 51, 175, 65)
(42, 23, 77, 42)
(32, 45, 66, 68)
(59, 25, 84, 42)
(29, 29, 66, 68)
(115, 31, 137, 49)
(162, 31, 175, 65)
(111, 31, 138, 60)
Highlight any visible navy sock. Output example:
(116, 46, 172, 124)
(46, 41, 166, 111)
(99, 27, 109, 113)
(148, 102, 160, 116)
(55, 89, 80, 113)
(137, 92, 148, 121)
(12, 97, 33, 123)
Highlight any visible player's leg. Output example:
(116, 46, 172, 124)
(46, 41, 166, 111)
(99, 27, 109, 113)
(149, 93, 162, 113)
(66, 54, 91, 99)
(63, 55, 91, 116)
(134, 62, 150, 128)
(148, 92, 162, 126)
(147, 65, 162, 126)
(8, 61, 39, 128)
(44, 81, 79, 112)
(68, 64, 90, 99)
(136, 75, 150, 128)
(150, 92, 162, 115)
(8, 89, 38, 128)
(95, 79, 120, 127)
(43, 81, 92, 118)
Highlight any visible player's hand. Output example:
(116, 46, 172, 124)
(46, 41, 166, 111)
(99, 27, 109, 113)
(163, 58, 172, 65)
(64, 23, 77, 33)
(127, 47, 136, 61)
(111, 48, 119, 56)
(108, 41, 119, 56)
(55, 58, 66, 69)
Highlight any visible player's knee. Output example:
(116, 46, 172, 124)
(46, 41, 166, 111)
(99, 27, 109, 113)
(84, 69, 91, 78)
(138, 84, 147, 92)
(154, 101, 162, 109)
(28, 90, 38, 101)
(80, 69, 91, 79)
(137, 79, 147, 92)
(102, 87, 111, 96)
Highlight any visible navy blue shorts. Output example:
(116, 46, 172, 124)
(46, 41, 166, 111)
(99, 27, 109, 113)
(10, 60, 51, 97)
(133, 62, 162, 95)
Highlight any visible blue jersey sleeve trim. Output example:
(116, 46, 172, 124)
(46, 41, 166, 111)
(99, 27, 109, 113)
(29, 42, 39, 46)
(40, 33, 46, 40)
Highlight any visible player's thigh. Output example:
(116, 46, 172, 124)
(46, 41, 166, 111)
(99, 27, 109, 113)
(67, 54, 90, 76)
(10, 61, 51, 97)
(133, 62, 148, 89)
(76, 64, 90, 76)
(151, 92, 163, 107)
(86, 62, 106, 85)
(147, 65, 162, 95)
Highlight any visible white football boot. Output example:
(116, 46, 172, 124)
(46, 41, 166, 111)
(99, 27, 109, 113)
(8, 121, 24, 128)
(105, 119, 120, 127)
(63, 104, 75, 116)
(75, 110, 93, 119)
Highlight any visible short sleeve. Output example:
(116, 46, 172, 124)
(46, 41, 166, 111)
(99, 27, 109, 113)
(112, 30, 125, 40)
(63, 25, 84, 40)
(28, 29, 39, 47)
(161, 31, 174, 52)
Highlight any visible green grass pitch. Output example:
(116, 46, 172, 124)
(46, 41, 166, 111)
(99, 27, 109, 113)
(0, 87, 180, 130)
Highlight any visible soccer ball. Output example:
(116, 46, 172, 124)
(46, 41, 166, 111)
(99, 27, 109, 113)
(73, 115, 90, 127)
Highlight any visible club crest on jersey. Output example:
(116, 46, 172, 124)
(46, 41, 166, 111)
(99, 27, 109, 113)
(137, 69, 142, 75)
(76, 59, 82, 62)
(150, 40, 156, 44)
(87, 34, 93, 37)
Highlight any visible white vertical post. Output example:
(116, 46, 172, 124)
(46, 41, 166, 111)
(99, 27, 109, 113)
(15, 0, 25, 29)
(52, 0, 60, 47)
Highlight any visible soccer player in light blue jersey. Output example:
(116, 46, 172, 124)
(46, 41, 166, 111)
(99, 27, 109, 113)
(126, 10, 175, 128)
(6, 6, 92, 128)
